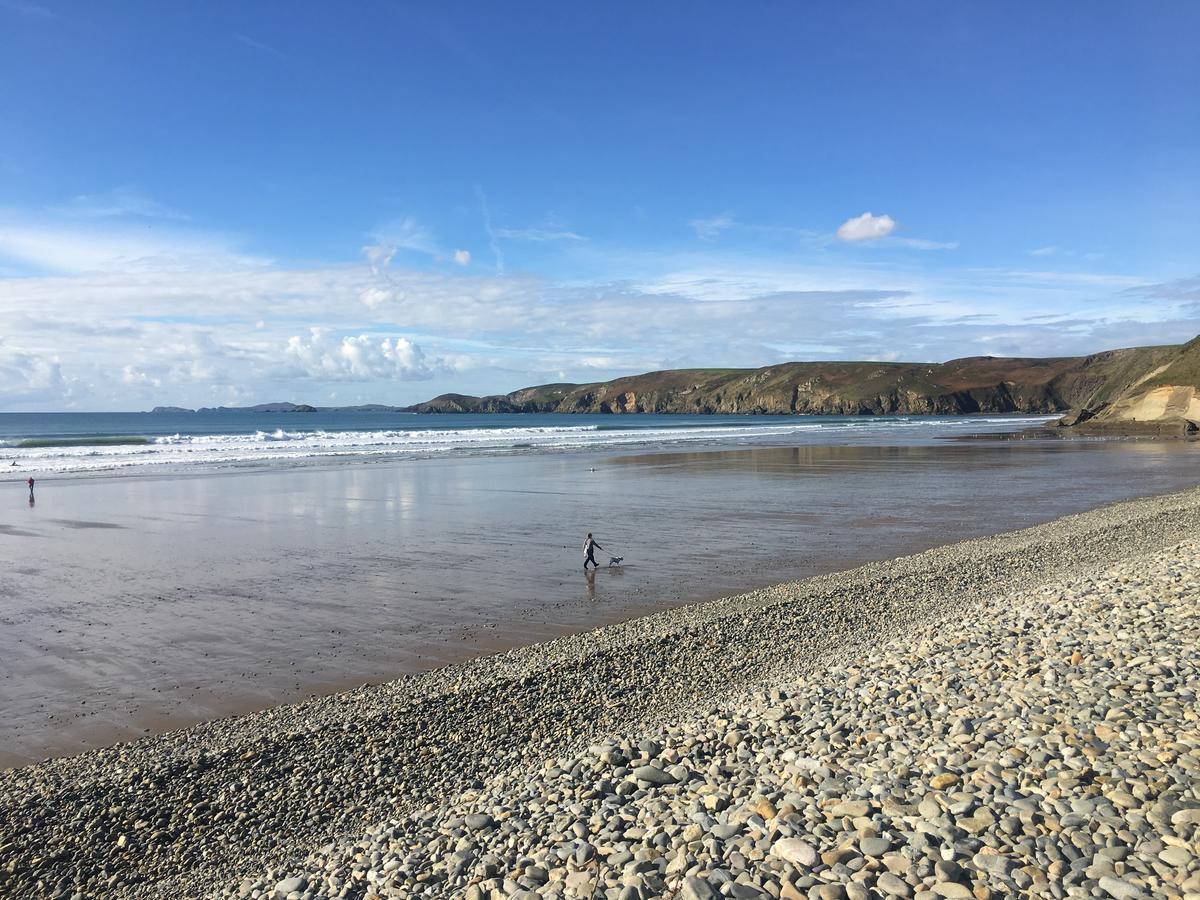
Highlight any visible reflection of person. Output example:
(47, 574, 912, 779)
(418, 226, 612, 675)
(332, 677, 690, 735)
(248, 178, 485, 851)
(584, 567, 596, 600)
(583, 533, 603, 570)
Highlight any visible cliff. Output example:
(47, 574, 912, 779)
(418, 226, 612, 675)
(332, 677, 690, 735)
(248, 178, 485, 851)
(407, 342, 1193, 419)
(1065, 336, 1200, 435)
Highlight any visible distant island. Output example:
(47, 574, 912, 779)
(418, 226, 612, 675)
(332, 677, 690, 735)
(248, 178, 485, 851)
(153, 336, 1200, 434)
(151, 402, 409, 414)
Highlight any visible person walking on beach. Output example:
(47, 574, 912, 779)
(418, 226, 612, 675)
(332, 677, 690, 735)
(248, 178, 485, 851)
(583, 532, 603, 570)
(27, 476, 34, 498)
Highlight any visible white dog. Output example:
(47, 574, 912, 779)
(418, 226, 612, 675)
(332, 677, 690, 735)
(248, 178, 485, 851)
(608, 556, 624, 567)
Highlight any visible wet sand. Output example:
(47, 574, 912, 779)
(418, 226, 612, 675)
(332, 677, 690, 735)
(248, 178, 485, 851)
(1, 436, 1199, 768)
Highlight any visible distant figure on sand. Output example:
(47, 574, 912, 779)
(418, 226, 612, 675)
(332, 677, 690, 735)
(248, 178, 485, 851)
(27, 476, 35, 506)
(583, 533, 603, 570)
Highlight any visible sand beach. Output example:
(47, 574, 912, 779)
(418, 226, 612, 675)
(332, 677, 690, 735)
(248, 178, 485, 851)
(2, 483, 1198, 898)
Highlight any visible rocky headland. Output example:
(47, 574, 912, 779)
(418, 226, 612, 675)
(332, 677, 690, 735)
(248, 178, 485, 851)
(406, 337, 1200, 436)
(1, 488, 1199, 899)
(1059, 336, 1200, 436)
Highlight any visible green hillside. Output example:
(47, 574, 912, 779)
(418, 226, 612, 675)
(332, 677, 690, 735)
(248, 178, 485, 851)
(407, 341, 1191, 418)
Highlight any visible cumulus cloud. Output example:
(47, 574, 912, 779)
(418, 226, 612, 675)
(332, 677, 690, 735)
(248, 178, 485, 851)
(837, 212, 896, 242)
(452, 249, 471, 266)
(0, 342, 72, 407)
(121, 365, 161, 388)
(284, 329, 443, 381)
(689, 212, 735, 240)
(358, 286, 395, 309)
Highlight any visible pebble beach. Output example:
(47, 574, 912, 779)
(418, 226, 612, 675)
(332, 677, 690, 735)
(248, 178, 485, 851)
(2, 487, 1199, 900)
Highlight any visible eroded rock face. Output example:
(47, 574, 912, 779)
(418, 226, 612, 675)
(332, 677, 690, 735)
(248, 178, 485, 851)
(1061, 335, 1200, 434)
(1067, 386, 1200, 436)
(1102, 385, 1200, 423)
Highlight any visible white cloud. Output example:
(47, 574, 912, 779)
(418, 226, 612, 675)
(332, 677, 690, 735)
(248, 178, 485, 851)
(0, 341, 72, 407)
(48, 187, 185, 220)
(0, 220, 258, 274)
(475, 186, 504, 274)
(895, 237, 958, 251)
(689, 212, 735, 240)
(1028, 246, 1104, 262)
(284, 329, 443, 381)
(234, 33, 287, 59)
(358, 286, 395, 308)
(0, 0, 53, 18)
(495, 227, 584, 242)
(452, 249, 471, 266)
(369, 217, 439, 257)
(362, 243, 396, 273)
(0, 207, 1193, 410)
(121, 365, 161, 388)
(993, 269, 1146, 288)
(837, 212, 896, 242)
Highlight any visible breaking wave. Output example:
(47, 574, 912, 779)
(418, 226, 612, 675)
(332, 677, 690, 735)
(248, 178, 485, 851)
(0, 416, 1056, 475)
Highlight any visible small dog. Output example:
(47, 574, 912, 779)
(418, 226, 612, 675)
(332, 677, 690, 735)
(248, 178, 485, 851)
(608, 556, 624, 567)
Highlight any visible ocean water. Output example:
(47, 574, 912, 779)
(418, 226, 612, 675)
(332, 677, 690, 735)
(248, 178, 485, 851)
(4, 409, 1200, 765)
(0, 411, 1058, 475)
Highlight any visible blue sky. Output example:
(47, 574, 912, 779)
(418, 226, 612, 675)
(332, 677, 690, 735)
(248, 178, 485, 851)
(1, 1, 1198, 410)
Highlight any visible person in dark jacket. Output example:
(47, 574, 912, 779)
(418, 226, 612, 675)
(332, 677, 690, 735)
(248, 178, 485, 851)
(583, 533, 603, 570)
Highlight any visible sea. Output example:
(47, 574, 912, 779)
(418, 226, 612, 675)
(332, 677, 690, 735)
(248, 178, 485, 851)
(5, 408, 1200, 765)
(0, 410, 1061, 475)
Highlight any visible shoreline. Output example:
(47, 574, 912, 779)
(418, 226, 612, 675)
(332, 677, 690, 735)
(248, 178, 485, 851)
(3, 484, 1200, 898)
(0, 411, 1059, 480)
(5, 437, 1200, 768)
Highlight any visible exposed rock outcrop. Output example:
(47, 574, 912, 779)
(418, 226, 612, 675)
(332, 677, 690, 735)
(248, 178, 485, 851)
(1060, 336, 1200, 435)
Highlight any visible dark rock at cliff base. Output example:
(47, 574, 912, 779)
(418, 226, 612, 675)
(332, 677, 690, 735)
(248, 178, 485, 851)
(1058, 406, 1103, 427)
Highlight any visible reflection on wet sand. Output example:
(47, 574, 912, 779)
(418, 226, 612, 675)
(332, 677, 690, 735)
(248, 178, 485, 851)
(1, 436, 1198, 767)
